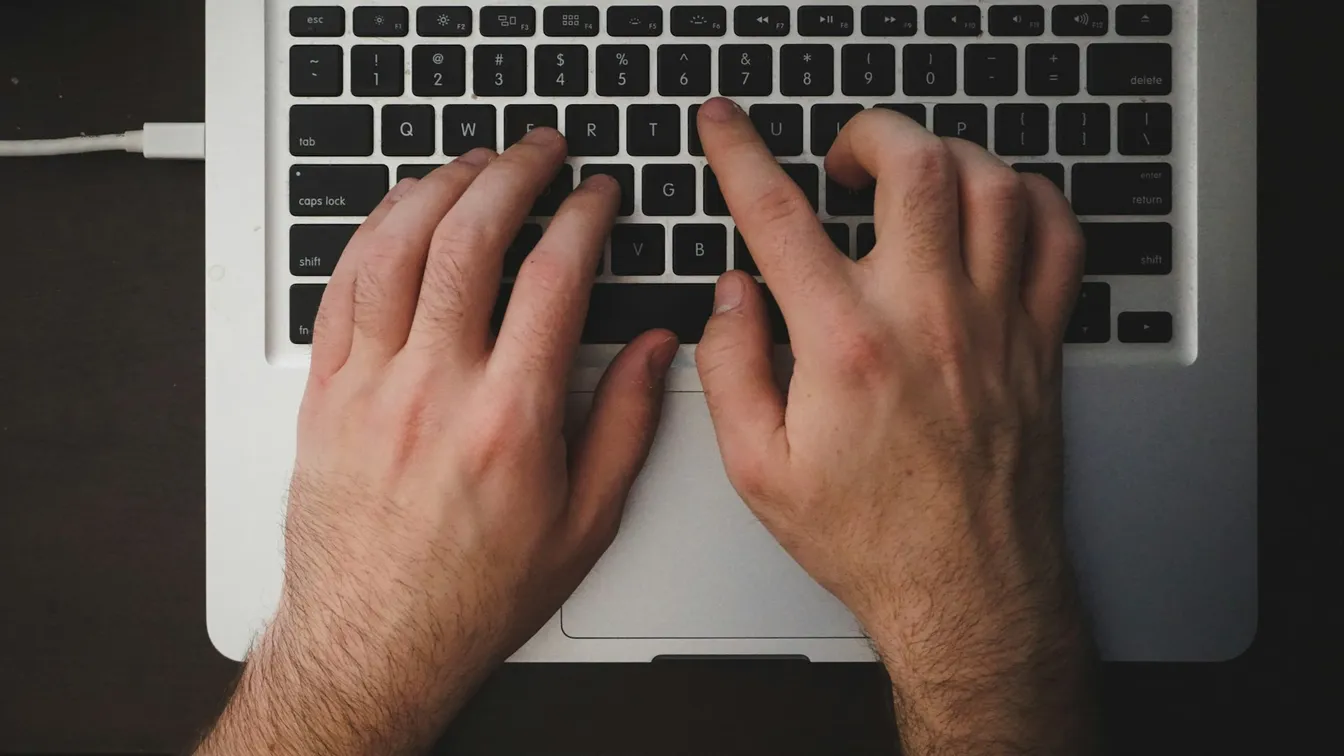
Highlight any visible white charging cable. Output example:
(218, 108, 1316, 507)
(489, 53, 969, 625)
(0, 122, 205, 160)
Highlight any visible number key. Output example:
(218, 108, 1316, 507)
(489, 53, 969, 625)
(903, 44, 956, 96)
(412, 45, 466, 96)
(658, 45, 712, 96)
(351, 45, 404, 96)
(474, 45, 527, 96)
(720, 45, 772, 96)
(782, 44, 834, 96)
(535, 45, 588, 96)
(841, 44, 895, 96)
(597, 45, 650, 96)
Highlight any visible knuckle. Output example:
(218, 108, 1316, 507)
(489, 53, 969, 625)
(972, 165, 1025, 209)
(905, 138, 954, 183)
(432, 219, 491, 258)
(830, 322, 893, 380)
(747, 181, 810, 227)
(725, 451, 775, 504)
(518, 251, 576, 298)
(417, 255, 471, 325)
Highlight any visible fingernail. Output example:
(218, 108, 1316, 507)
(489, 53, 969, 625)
(647, 335, 680, 380)
(387, 177, 418, 201)
(522, 126, 561, 145)
(699, 97, 742, 123)
(714, 274, 744, 314)
(456, 147, 496, 167)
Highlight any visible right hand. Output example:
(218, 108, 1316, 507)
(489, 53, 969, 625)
(696, 99, 1097, 753)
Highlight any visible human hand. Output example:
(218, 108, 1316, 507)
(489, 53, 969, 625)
(695, 99, 1096, 754)
(199, 130, 677, 756)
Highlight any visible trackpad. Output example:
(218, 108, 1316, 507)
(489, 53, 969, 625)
(562, 392, 863, 639)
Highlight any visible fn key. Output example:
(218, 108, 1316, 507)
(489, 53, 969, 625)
(290, 284, 326, 344)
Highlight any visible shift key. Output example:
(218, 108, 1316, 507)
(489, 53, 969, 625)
(291, 164, 389, 216)
(1072, 163, 1171, 216)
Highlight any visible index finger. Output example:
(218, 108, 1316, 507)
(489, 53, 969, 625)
(698, 98, 852, 324)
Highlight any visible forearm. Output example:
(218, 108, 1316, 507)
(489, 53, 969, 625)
(870, 604, 1100, 756)
(196, 613, 483, 756)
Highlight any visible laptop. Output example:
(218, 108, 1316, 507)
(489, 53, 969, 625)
(206, 0, 1257, 663)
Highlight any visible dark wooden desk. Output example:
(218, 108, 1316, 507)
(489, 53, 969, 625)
(0, 2, 1335, 754)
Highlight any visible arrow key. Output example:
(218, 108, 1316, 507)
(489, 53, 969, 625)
(860, 6, 917, 36)
(1119, 312, 1173, 343)
(988, 5, 1045, 36)
(1065, 283, 1112, 344)
(735, 5, 790, 36)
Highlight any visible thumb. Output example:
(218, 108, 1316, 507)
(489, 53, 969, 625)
(567, 329, 679, 548)
(696, 272, 788, 492)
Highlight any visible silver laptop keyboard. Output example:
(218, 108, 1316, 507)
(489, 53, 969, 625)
(281, 2, 1180, 349)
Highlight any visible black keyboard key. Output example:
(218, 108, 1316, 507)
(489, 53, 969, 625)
(291, 224, 357, 276)
(988, 5, 1044, 36)
(290, 105, 373, 156)
(782, 44, 835, 96)
(703, 167, 729, 216)
(658, 45, 712, 96)
(412, 45, 467, 96)
(1117, 4, 1172, 36)
(736, 6, 790, 36)
(611, 224, 666, 275)
(443, 104, 497, 154)
(382, 104, 435, 156)
(582, 164, 635, 215)
(504, 224, 544, 276)
(876, 103, 928, 127)
(687, 105, 706, 157)
(597, 45, 651, 96)
(608, 6, 663, 36)
(290, 164, 389, 216)
(1026, 44, 1080, 96)
(474, 45, 527, 96)
(566, 104, 620, 156)
(812, 104, 863, 156)
(1066, 283, 1110, 344)
(290, 284, 326, 344)
(671, 6, 727, 36)
(627, 105, 681, 156)
(782, 162, 821, 211)
(800, 6, 855, 36)
(965, 44, 1018, 96)
(824, 223, 851, 254)
(720, 45, 773, 96)
(1088, 44, 1172, 95)
(397, 164, 441, 180)
(353, 6, 408, 36)
(903, 44, 956, 96)
(1072, 163, 1172, 216)
(1013, 162, 1065, 192)
(1118, 312, 1173, 343)
(481, 7, 536, 36)
(418, 6, 472, 36)
(1057, 103, 1110, 156)
(1118, 103, 1173, 155)
(994, 104, 1049, 157)
(857, 223, 876, 259)
(581, 284, 718, 343)
(1081, 222, 1172, 275)
(643, 165, 696, 216)
(734, 231, 759, 274)
(933, 104, 987, 147)
(673, 224, 728, 275)
(351, 45, 404, 96)
(530, 165, 574, 216)
(290, 45, 343, 96)
(925, 5, 981, 36)
(545, 6, 600, 36)
(826, 178, 874, 216)
(861, 6, 917, 36)
(1053, 5, 1108, 36)
(842, 44, 896, 96)
(750, 104, 804, 157)
(291, 6, 345, 36)
(535, 45, 589, 96)
(504, 104, 557, 148)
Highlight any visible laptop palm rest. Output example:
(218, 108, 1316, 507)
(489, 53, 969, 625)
(562, 391, 863, 640)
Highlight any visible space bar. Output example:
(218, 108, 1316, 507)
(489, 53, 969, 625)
(495, 284, 717, 344)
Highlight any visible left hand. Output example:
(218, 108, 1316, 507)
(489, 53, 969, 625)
(199, 129, 677, 755)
